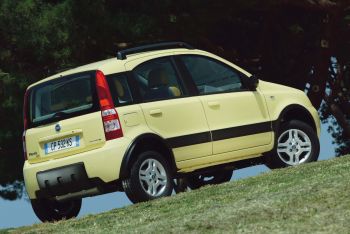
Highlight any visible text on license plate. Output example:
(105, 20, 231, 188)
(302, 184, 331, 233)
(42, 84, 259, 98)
(45, 136, 80, 154)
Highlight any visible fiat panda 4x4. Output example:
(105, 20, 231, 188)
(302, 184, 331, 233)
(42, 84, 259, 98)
(23, 42, 320, 222)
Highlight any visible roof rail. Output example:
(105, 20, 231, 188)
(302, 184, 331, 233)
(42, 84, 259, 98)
(116, 41, 194, 60)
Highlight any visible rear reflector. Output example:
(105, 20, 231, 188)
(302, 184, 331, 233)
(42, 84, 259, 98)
(22, 131, 27, 161)
(23, 90, 29, 131)
(95, 70, 123, 140)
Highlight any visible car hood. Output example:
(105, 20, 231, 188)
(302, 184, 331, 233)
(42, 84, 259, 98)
(257, 80, 314, 108)
(257, 80, 301, 93)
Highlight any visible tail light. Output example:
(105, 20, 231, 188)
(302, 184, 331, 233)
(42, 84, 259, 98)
(95, 70, 123, 140)
(23, 90, 29, 160)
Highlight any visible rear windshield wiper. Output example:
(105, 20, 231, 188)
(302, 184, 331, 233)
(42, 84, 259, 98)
(51, 111, 68, 120)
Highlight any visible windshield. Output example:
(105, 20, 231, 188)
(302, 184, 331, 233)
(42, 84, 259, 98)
(28, 72, 98, 127)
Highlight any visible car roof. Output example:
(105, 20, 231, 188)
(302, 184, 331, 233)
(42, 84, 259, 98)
(27, 48, 192, 89)
(28, 46, 252, 89)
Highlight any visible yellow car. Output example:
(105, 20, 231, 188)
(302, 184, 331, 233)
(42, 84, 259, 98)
(23, 42, 320, 222)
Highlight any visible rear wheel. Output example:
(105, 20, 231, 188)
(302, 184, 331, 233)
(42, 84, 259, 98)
(31, 198, 81, 222)
(122, 150, 173, 203)
(266, 120, 320, 169)
(187, 170, 233, 190)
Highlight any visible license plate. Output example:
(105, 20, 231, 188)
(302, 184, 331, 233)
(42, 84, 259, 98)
(44, 136, 80, 154)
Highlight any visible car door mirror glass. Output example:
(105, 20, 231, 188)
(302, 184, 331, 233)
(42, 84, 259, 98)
(246, 75, 259, 90)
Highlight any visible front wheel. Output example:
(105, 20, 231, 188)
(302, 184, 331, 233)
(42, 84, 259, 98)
(31, 198, 81, 222)
(265, 120, 320, 169)
(122, 151, 174, 203)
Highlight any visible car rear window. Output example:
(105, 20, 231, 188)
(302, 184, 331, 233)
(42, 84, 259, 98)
(28, 72, 98, 127)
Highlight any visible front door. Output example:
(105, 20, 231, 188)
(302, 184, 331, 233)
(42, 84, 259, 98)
(178, 55, 272, 155)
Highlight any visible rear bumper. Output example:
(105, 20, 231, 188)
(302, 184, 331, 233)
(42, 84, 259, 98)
(35, 163, 102, 201)
(23, 137, 130, 199)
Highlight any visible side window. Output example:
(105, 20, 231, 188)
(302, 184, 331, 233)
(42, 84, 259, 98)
(106, 73, 133, 106)
(133, 57, 187, 101)
(180, 55, 243, 94)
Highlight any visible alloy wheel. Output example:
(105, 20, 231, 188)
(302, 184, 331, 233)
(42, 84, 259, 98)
(277, 129, 312, 166)
(138, 159, 167, 196)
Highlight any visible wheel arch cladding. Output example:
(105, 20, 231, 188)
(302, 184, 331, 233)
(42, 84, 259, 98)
(275, 104, 317, 133)
(119, 133, 177, 179)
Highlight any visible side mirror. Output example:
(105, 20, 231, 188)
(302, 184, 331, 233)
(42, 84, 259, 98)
(245, 75, 259, 90)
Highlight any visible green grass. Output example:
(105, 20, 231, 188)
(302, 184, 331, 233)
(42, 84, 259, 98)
(4, 156, 350, 234)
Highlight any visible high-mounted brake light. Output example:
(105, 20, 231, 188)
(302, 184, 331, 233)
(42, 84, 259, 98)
(23, 90, 29, 160)
(95, 70, 123, 140)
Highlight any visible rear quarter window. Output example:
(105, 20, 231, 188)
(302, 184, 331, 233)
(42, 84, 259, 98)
(106, 73, 133, 106)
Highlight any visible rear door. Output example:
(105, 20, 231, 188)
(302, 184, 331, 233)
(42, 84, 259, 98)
(25, 71, 106, 163)
(125, 56, 212, 162)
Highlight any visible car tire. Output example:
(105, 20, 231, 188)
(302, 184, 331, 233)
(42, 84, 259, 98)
(122, 150, 174, 204)
(265, 120, 320, 169)
(187, 170, 233, 190)
(31, 198, 81, 222)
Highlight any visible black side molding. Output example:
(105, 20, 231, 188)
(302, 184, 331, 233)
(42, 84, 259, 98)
(212, 122, 272, 142)
(166, 132, 211, 148)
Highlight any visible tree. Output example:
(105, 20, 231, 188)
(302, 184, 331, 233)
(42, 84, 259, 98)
(1, 0, 350, 200)
(170, 0, 350, 156)
(285, 0, 350, 156)
(0, 0, 73, 200)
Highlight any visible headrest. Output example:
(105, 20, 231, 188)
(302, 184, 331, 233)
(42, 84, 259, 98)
(113, 79, 124, 97)
(148, 68, 169, 88)
(169, 86, 181, 97)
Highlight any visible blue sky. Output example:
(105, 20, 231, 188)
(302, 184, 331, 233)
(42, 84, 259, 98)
(0, 123, 336, 229)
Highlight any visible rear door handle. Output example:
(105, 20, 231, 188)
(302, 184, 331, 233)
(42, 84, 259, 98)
(208, 101, 220, 108)
(149, 109, 162, 116)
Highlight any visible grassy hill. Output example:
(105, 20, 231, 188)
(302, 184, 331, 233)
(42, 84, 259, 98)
(4, 156, 350, 234)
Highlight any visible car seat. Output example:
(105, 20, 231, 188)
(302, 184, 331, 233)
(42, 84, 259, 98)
(144, 68, 181, 100)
